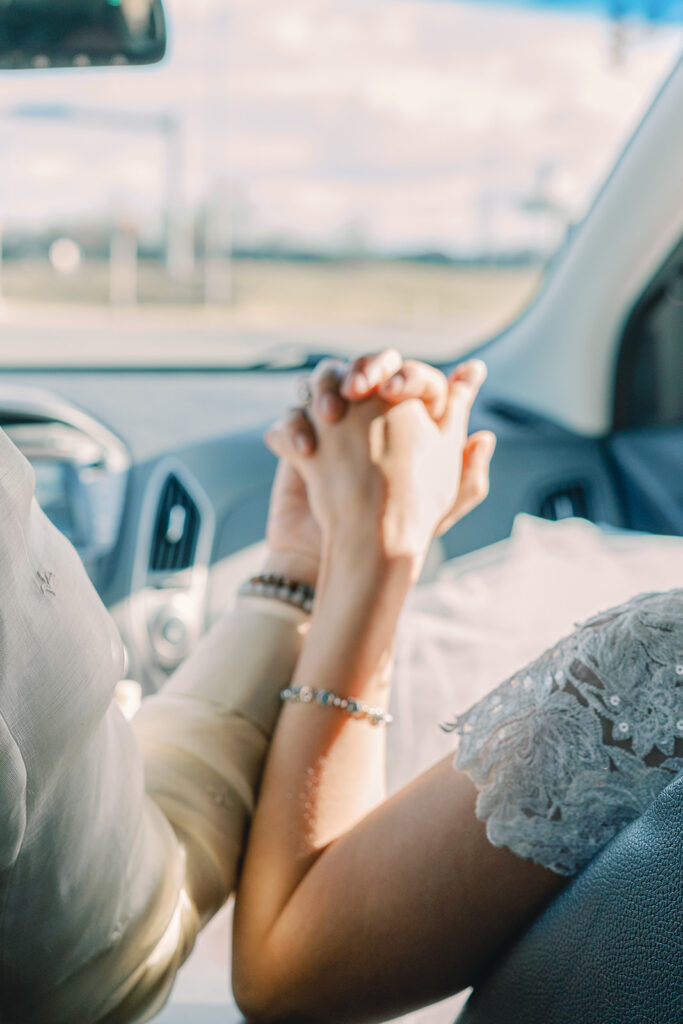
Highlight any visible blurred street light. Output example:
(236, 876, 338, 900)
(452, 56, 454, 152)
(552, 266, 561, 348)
(49, 237, 82, 275)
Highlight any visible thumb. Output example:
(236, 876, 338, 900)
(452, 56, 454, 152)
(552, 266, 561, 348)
(264, 406, 316, 463)
(441, 359, 488, 437)
(264, 420, 290, 461)
(436, 429, 496, 535)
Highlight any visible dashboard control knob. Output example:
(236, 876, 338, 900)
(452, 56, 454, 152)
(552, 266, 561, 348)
(149, 602, 194, 670)
(161, 615, 187, 647)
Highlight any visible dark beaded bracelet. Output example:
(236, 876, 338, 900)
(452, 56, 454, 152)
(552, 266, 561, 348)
(238, 573, 315, 613)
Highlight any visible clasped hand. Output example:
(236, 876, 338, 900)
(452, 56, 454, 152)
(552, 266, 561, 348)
(264, 350, 495, 583)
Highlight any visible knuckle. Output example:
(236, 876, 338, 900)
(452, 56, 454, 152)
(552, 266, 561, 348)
(400, 361, 420, 381)
(284, 406, 308, 428)
(379, 347, 402, 367)
(314, 357, 337, 373)
(365, 350, 398, 382)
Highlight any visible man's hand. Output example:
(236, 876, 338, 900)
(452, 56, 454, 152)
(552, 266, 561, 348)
(263, 355, 396, 585)
(263, 458, 321, 587)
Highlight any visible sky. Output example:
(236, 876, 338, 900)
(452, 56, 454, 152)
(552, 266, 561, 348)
(0, 0, 680, 256)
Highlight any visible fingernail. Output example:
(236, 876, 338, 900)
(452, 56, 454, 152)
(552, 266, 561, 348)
(351, 372, 369, 394)
(320, 392, 342, 417)
(295, 435, 312, 455)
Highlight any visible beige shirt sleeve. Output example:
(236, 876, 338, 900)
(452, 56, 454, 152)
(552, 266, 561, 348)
(106, 598, 310, 1023)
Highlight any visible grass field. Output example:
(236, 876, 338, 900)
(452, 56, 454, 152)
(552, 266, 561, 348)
(0, 259, 544, 365)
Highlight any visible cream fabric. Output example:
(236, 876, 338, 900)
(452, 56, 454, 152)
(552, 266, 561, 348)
(388, 514, 683, 792)
(0, 428, 308, 1024)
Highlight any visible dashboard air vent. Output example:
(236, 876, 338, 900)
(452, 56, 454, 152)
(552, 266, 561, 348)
(150, 474, 200, 573)
(539, 483, 589, 522)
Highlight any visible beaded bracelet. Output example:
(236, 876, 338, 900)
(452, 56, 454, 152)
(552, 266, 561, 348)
(238, 574, 315, 613)
(280, 685, 393, 727)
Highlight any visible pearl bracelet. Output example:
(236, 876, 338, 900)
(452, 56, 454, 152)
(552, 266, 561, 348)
(239, 574, 315, 613)
(280, 685, 393, 727)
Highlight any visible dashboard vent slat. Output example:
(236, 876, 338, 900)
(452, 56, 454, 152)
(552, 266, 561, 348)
(150, 474, 200, 573)
(539, 482, 589, 522)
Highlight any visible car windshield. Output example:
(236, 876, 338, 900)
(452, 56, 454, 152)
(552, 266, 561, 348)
(0, 0, 681, 369)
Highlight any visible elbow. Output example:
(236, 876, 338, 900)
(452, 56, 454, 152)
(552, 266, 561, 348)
(233, 992, 298, 1024)
(232, 964, 286, 1023)
(233, 963, 314, 1024)
(232, 975, 273, 1023)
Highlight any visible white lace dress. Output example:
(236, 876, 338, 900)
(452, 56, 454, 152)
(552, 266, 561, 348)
(449, 589, 683, 876)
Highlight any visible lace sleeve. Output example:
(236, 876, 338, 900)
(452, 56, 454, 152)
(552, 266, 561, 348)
(449, 589, 683, 876)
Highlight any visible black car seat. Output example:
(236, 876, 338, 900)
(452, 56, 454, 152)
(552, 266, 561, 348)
(455, 770, 683, 1024)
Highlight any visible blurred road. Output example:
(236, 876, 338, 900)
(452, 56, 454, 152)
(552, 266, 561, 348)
(0, 261, 541, 367)
(0, 300, 493, 367)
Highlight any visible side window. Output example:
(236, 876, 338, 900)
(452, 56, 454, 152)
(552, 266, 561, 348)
(613, 237, 683, 430)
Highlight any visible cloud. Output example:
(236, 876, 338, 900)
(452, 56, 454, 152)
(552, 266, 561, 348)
(0, 0, 679, 253)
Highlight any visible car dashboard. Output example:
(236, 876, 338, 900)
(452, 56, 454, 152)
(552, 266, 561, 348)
(0, 369, 631, 699)
(0, 373, 289, 694)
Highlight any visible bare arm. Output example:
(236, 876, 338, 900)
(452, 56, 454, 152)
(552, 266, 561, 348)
(233, 541, 563, 1023)
(233, 383, 562, 1023)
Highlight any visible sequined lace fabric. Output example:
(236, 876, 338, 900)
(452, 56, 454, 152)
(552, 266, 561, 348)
(451, 589, 683, 876)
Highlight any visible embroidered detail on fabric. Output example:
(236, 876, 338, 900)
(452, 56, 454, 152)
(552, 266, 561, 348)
(449, 589, 683, 877)
(207, 784, 232, 809)
(36, 570, 56, 597)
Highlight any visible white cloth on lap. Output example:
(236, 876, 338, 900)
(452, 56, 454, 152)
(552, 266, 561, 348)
(388, 515, 683, 791)
(388, 516, 683, 876)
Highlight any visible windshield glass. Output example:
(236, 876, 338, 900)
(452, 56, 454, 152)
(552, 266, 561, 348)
(1, 0, 681, 368)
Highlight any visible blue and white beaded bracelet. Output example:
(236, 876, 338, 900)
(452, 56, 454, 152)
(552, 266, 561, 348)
(280, 685, 393, 727)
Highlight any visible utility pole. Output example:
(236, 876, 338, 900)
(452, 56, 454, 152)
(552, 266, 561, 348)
(164, 114, 194, 281)
(202, 0, 233, 306)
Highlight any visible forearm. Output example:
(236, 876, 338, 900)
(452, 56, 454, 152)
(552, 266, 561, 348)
(233, 540, 415, 1008)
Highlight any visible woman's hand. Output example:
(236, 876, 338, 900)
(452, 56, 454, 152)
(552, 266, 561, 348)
(264, 352, 407, 583)
(265, 354, 495, 583)
(263, 354, 399, 584)
(266, 360, 491, 580)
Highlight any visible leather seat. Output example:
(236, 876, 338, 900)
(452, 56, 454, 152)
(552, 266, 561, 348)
(455, 771, 683, 1024)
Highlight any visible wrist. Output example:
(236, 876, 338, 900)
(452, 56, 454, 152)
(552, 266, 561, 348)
(262, 548, 319, 588)
(320, 522, 423, 589)
(307, 536, 412, 701)
(319, 529, 417, 598)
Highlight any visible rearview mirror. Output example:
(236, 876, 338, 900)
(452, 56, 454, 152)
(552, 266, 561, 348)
(0, 0, 167, 70)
